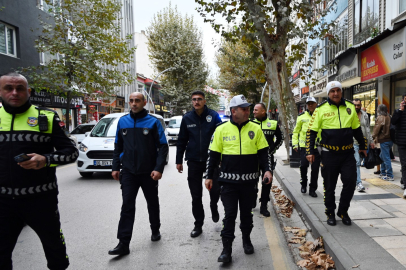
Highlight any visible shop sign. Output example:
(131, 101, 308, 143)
(301, 86, 309, 95)
(361, 27, 406, 82)
(155, 104, 161, 111)
(162, 106, 168, 112)
(310, 79, 327, 94)
(336, 68, 357, 82)
(30, 90, 83, 108)
(353, 82, 376, 94)
(289, 70, 300, 83)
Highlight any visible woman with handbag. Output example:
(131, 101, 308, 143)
(372, 104, 394, 181)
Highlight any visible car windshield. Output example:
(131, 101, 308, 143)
(70, 125, 95, 134)
(168, 119, 180, 128)
(90, 118, 118, 137)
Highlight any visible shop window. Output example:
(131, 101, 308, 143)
(353, 0, 379, 45)
(353, 85, 376, 132)
(0, 23, 16, 57)
(401, 0, 406, 14)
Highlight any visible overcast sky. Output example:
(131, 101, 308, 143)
(133, 0, 221, 76)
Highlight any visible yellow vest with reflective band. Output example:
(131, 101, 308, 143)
(306, 99, 365, 153)
(292, 111, 320, 149)
(209, 121, 268, 183)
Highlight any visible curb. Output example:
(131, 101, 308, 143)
(273, 165, 358, 270)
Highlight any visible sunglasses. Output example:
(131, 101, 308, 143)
(192, 98, 203, 102)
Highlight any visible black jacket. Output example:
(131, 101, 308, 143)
(0, 102, 79, 198)
(176, 105, 222, 164)
(112, 109, 169, 174)
(392, 109, 406, 145)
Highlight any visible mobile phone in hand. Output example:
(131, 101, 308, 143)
(14, 153, 31, 163)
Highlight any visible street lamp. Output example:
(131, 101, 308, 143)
(148, 67, 175, 113)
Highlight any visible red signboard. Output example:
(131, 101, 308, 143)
(301, 86, 309, 95)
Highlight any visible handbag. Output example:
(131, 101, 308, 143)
(364, 148, 382, 169)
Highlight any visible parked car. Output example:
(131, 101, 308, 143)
(77, 113, 169, 178)
(164, 118, 170, 127)
(70, 123, 96, 144)
(167, 115, 182, 145)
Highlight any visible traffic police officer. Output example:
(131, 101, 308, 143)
(110, 92, 168, 256)
(0, 73, 79, 270)
(205, 95, 272, 263)
(292, 96, 320, 197)
(252, 103, 283, 216)
(306, 81, 367, 226)
(176, 90, 222, 238)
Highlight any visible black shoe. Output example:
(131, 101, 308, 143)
(151, 230, 161, 241)
(242, 233, 254, 254)
(211, 207, 220, 223)
(326, 213, 336, 226)
(309, 190, 317, 197)
(337, 211, 352, 226)
(374, 170, 381, 175)
(108, 242, 130, 256)
(218, 238, 233, 263)
(190, 226, 202, 238)
(260, 202, 270, 217)
(301, 186, 307, 193)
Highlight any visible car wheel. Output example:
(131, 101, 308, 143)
(80, 172, 93, 178)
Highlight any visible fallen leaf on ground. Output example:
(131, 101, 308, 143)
(352, 265, 360, 268)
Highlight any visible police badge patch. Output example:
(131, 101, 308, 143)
(206, 115, 212, 122)
(267, 122, 271, 127)
(248, 131, 255, 140)
(143, 128, 149, 135)
(346, 108, 351, 115)
(27, 117, 38, 127)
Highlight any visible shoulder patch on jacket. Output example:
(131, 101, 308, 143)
(316, 100, 328, 108)
(216, 121, 228, 127)
(249, 119, 260, 125)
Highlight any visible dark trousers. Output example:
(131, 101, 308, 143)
(254, 154, 274, 204)
(300, 148, 320, 191)
(398, 145, 406, 185)
(321, 151, 356, 214)
(187, 161, 220, 227)
(220, 183, 255, 239)
(117, 171, 160, 244)
(0, 193, 69, 270)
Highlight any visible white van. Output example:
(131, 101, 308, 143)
(167, 115, 182, 145)
(76, 113, 169, 178)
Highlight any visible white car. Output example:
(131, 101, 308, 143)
(70, 123, 96, 144)
(77, 113, 169, 178)
(167, 115, 182, 145)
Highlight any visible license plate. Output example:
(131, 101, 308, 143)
(94, 160, 112, 166)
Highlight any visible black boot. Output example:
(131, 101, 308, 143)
(218, 238, 233, 263)
(211, 205, 220, 223)
(260, 202, 270, 217)
(309, 189, 317, 197)
(326, 212, 336, 226)
(242, 233, 254, 254)
(300, 185, 307, 194)
(151, 230, 161, 241)
(108, 241, 130, 256)
(337, 210, 352, 226)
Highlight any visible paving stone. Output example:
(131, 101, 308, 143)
(374, 235, 406, 249)
(353, 219, 403, 237)
(383, 218, 406, 228)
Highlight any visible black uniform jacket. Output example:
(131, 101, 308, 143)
(392, 109, 406, 146)
(176, 105, 222, 164)
(112, 109, 168, 174)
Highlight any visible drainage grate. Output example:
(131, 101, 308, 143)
(364, 178, 404, 198)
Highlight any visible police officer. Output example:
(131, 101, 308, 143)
(176, 90, 222, 238)
(109, 92, 168, 256)
(205, 95, 272, 263)
(306, 81, 367, 226)
(292, 96, 320, 197)
(252, 103, 283, 216)
(0, 73, 79, 270)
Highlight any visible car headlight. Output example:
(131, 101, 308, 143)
(79, 143, 88, 152)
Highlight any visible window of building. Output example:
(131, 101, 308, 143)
(39, 51, 61, 65)
(354, 0, 379, 44)
(327, 13, 348, 63)
(401, 0, 406, 14)
(38, 0, 61, 15)
(0, 23, 16, 57)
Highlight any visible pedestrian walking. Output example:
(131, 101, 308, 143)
(205, 94, 272, 263)
(109, 92, 168, 256)
(0, 73, 79, 270)
(306, 81, 367, 226)
(292, 96, 320, 197)
(373, 104, 394, 181)
(353, 98, 375, 192)
(252, 102, 283, 215)
(391, 94, 406, 192)
(176, 90, 222, 238)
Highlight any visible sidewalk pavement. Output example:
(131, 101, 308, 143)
(273, 145, 406, 270)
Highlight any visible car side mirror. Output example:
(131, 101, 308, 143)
(85, 132, 90, 137)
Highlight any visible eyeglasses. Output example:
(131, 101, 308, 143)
(192, 98, 203, 102)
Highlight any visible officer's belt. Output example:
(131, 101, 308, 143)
(219, 171, 260, 180)
(0, 133, 51, 142)
(0, 181, 58, 196)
